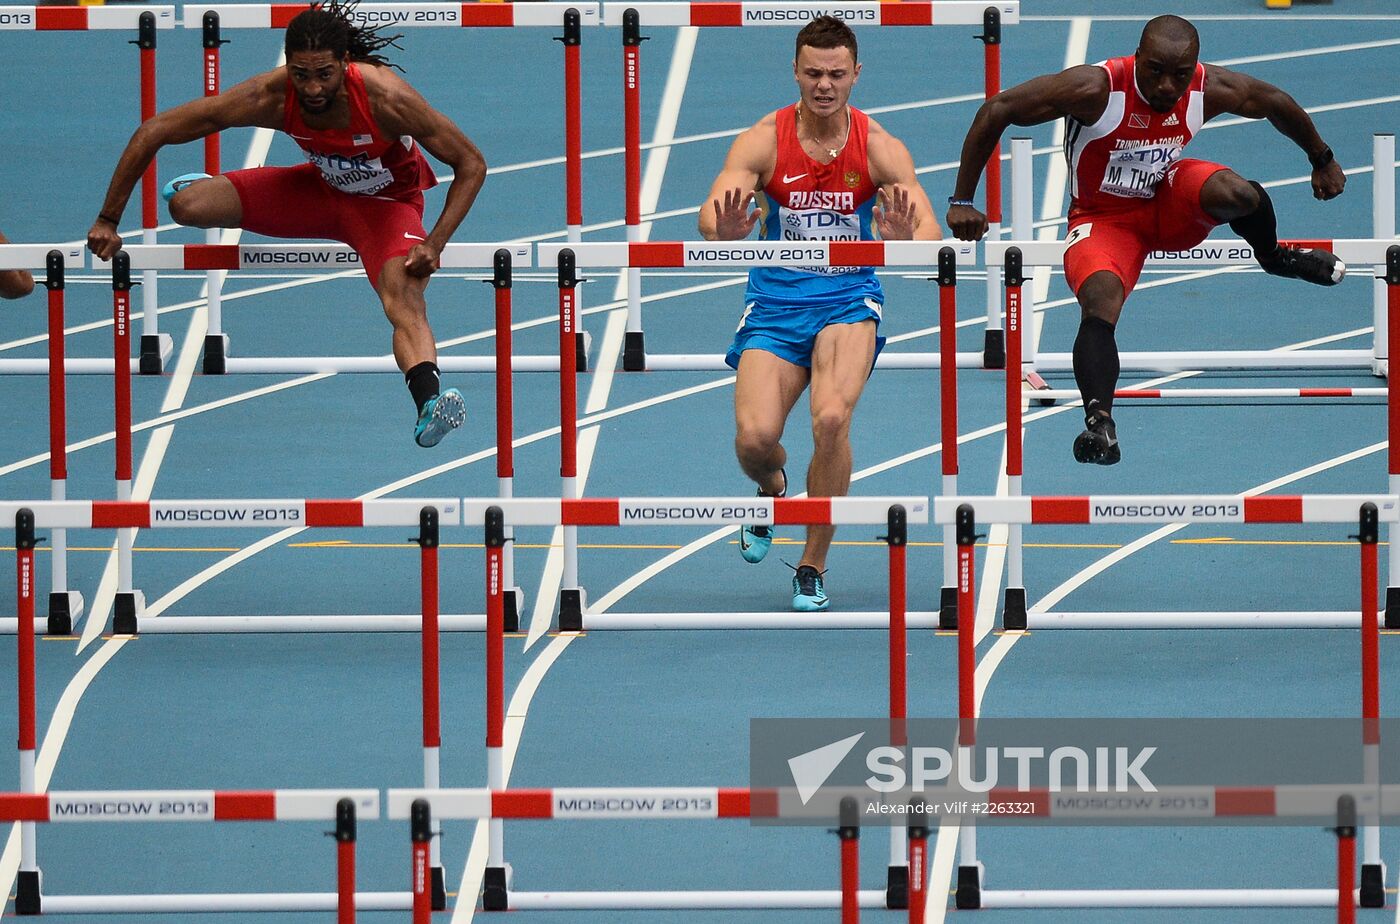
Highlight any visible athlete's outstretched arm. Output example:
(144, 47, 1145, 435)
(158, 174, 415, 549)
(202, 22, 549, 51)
(0, 228, 35, 299)
(699, 118, 775, 241)
(88, 73, 281, 258)
(866, 124, 941, 241)
(374, 73, 487, 277)
(1203, 65, 1344, 200)
(946, 65, 1108, 241)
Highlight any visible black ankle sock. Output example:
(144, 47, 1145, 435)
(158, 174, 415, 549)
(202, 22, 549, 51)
(1228, 181, 1280, 261)
(1073, 316, 1120, 417)
(405, 361, 441, 414)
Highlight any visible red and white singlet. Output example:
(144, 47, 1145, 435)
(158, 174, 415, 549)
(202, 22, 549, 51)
(1065, 55, 1206, 211)
(284, 62, 438, 202)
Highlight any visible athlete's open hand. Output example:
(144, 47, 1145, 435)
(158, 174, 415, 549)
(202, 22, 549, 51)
(945, 203, 988, 242)
(404, 241, 441, 278)
(711, 188, 760, 240)
(874, 185, 918, 240)
(86, 219, 122, 262)
(1312, 160, 1345, 201)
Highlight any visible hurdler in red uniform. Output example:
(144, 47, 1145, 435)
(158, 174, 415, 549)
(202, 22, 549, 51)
(946, 14, 1347, 465)
(87, 1, 487, 449)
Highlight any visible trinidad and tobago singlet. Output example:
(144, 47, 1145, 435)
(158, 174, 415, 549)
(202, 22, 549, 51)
(1064, 55, 1206, 211)
(284, 62, 438, 202)
(744, 104, 883, 308)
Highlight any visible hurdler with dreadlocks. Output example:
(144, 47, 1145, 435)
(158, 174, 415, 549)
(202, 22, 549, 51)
(88, 0, 487, 447)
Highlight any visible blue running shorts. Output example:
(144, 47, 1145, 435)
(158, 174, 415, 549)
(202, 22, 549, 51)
(724, 296, 886, 370)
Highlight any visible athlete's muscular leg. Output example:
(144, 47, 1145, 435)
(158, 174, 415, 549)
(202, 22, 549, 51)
(376, 259, 437, 373)
(1073, 270, 1126, 415)
(734, 350, 808, 498)
(803, 320, 877, 572)
(167, 176, 243, 229)
(1198, 168, 1261, 223)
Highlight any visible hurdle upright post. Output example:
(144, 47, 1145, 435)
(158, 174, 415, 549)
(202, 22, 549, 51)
(621, 7, 647, 371)
(1372, 133, 1395, 377)
(885, 503, 909, 908)
(483, 506, 510, 911)
(839, 795, 861, 924)
(491, 249, 523, 631)
(1337, 794, 1357, 924)
(907, 800, 929, 924)
(1385, 246, 1400, 628)
(201, 11, 229, 374)
(411, 799, 432, 924)
(937, 246, 960, 629)
(14, 509, 41, 916)
(978, 6, 1004, 369)
(335, 797, 356, 924)
(415, 506, 446, 909)
(954, 503, 982, 910)
(1002, 247, 1027, 630)
(135, 11, 171, 375)
(1356, 502, 1385, 906)
(43, 251, 81, 633)
(557, 251, 586, 631)
(110, 251, 144, 634)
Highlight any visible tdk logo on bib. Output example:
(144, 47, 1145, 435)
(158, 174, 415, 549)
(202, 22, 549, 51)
(306, 149, 394, 196)
(777, 206, 859, 275)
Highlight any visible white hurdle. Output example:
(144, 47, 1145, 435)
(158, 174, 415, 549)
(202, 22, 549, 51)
(0, 788, 382, 915)
(940, 499, 1388, 912)
(0, 245, 88, 632)
(601, 0, 1018, 376)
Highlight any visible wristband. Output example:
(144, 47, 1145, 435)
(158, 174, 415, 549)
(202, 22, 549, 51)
(96, 213, 121, 227)
(947, 197, 976, 208)
(1308, 146, 1333, 170)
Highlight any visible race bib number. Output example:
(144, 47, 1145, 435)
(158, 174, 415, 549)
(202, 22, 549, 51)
(306, 149, 394, 196)
(777, 206, 860, 275)
(1098, 143, 1183, 199)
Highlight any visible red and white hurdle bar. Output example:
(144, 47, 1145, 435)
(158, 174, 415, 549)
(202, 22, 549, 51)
(181, 3, 598, 373)
(0, 7, 178, 376)
(97, 245, 533, 633)
(600, 1, 1017, 373)
(0, 789, 382, 915)
(1000, 134, 1398, 380)
(943, 502, 1387, 912)
(464, 498, 922, 910)
(393, 790, 877, 915)
(0, 245, 90, 632)
(10, 504, 458, 907)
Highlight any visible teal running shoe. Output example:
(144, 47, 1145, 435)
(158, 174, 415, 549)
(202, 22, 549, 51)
(161, 172, 211, 203)
(413, 388, 466, 448)
(739, 469, 785, 564)
(791, 564, 829, 612)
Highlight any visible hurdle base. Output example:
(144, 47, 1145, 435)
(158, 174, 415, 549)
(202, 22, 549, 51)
(48, 590, 83, 636)
(982, 329, 1005, 370)
(503, 587, 523, 634)
(622, 330, 646, 371)
(956, 864, 982, 909)
(576, 330, 591, 373)
(505, 889, 889, 910)
(483, 865, 510, 911)
(201, 334, 229, 375)
(432, 866, 446, 911)
(1029, 610, 1374, 629)
(1361, 862, 1385, 907)
(1002, 587, 1027, 631)
(886, 864, 908, 909)
(1386, 587, 1400, 628)
(939, 586, 958, 630)
(573, 611, 940, 630)
(112, 591, 146, 636)
(16, 869, 41, 915)
(1026, 369, 1055, 406)
(139, 333, 173, 375)
(558, 588, 587, 632)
